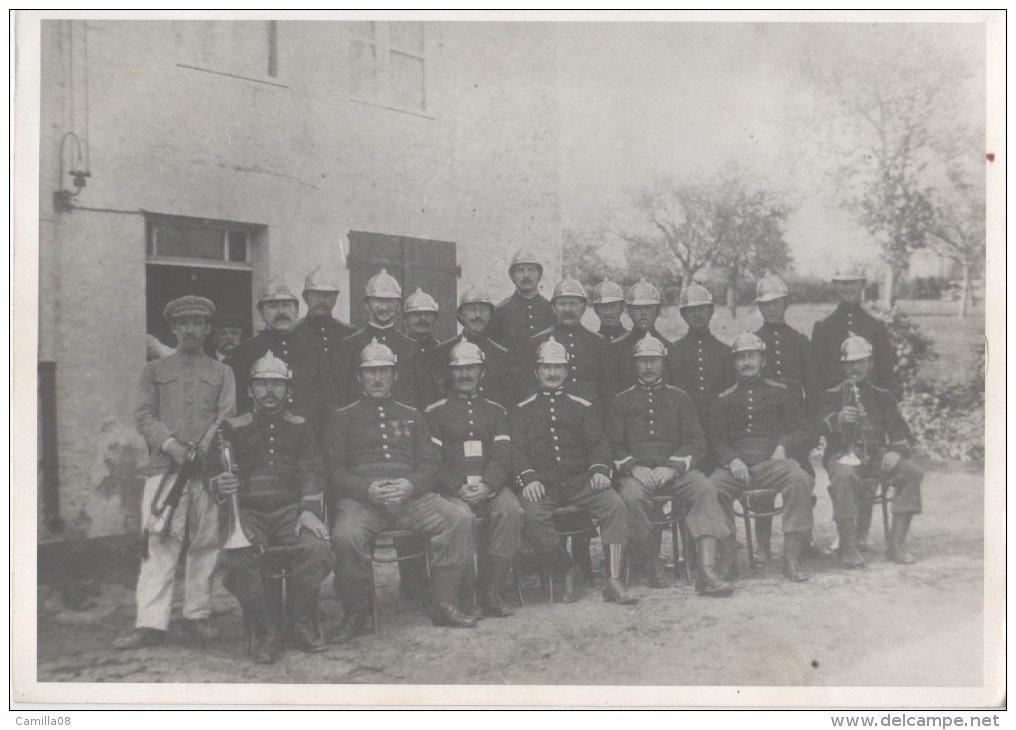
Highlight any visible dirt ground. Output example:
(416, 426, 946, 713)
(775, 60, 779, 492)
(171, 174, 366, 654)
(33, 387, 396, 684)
(37, 463, 986, 688)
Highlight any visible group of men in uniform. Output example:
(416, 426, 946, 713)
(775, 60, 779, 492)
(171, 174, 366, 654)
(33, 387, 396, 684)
(118, 250, 925, 665)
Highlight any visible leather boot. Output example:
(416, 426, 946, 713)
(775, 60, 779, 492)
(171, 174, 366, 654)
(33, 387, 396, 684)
(335, 581, 369, 642)
(458, 563, 484, 619)
(113, 627, 165, 651)
(638, 538, 667, 589)
(481, 556, 514, 617)
(836, 519, 865, 569)
(429, 566, 479, 628)
(246, 599, 280, 664)
(694, 536, 734, 597)
(755, 517, 773, 564)
(801, 530, 834, 560)
(549, 545, 582, 604)
(887, 514, 915, 564)
(602, 544, 638, 605)
(781, 532, 809, 582)
(856, 504, 874, 551)
(288, 585, 327, 653)
(716, 534, 739, 581)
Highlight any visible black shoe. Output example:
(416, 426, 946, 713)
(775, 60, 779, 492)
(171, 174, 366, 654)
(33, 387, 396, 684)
(430, 602, 479, 628)
(114, 627, 165, 651)
(560, 563, 583, 604)
(802, 540, 834, 560)
(334, 612, 368, 642)
(182, 618, 220, 644)
(289, 619, 327, 653)
(481, 588, 514, 618)
(252, 631, 281, 664)
(645, 554, 668, 589)
(602, 577, 638, 605)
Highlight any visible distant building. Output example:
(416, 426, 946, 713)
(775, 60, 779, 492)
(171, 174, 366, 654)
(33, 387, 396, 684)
(39, 20, 563, 540)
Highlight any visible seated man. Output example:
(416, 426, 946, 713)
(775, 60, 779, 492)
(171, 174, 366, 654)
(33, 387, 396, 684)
(210, 351, 333, 664)
(425, 340, 525, 618)
(511, 337, 636, 606)
(816, 334, 923, 568)
(324, 339, 477, 638)
(609, 334, 733, 597)
(707, 333, 816, 583)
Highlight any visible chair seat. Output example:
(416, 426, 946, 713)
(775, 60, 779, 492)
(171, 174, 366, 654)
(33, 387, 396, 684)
(370, 529, 428, 563)
(731, 489, 784, 519)
(551, 506, 596, 537)
(648, 494, 680, 527)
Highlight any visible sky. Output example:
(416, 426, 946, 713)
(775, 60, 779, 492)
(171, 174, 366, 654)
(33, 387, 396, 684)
(551, 21, 986, 277)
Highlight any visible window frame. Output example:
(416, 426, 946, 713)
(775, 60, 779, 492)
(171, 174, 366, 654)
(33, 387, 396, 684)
(145, 216, 255, 272)
(175, 20, 286, 88)
(347, 21, 430, 117)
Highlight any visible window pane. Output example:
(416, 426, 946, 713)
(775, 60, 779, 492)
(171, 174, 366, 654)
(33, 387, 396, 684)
(184, 21, 272, 79)
(155, 224, 223, 260)
(227, 231, 248, 262)
(349, 21, 376, 39)
(350, 40, 378, 99)
(390, 22, 423, 53)
(390, 51, 425, 110)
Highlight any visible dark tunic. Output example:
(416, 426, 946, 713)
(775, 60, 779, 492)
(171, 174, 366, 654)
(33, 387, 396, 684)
(811, 303, 895, 393)
(424, 394, 512, 496)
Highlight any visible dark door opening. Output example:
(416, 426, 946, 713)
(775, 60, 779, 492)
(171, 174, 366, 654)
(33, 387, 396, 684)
(146, 264, 253, 350)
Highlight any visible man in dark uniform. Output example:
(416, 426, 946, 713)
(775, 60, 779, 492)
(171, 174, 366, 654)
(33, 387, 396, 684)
(210, 351, 332, 663)
(425, 340, 525, 617)
(609, 334, 733, 597)
(592, 279, 628, 342)
(403, 286, 443, 409)
(488, 250, 555, 403)
(511, 337, 636, 606)
(612, 279, 678, 390)
(522, 278, 618, 422)
(206, 313, 244, 365)
(432, 287, 512, 408)
(335, 268, 419, 408)
(670, 284, 735, 466)
(707, 333, 816, 583)
(293, 265, 355, 372)
(816, 335, 923, 568)
(324, 339, 477, 637)
(231, 277, 332, 433)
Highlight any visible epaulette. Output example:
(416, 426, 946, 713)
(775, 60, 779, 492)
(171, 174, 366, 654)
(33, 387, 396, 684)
(424, 398, 448, 413)
(516, 393, 538, 407)
(495, 296, 514, 309)
(718, 384, 738, 398)
(826, 381, 847, 393)
(566, 393, 593, 407)
(531, 325, 555, 340)
(613, 330, 635, 345)
(283, 411, 305, 424)
(617, 384, 638, 398)
(334, 399, 362, 413)
(868, 382, 890, 394)
(662, 383, 690, 396)
(225, 412, 254, 428)
(763, 378, 788, 389)
(481, 397, 508, 415)
(487, 339, 509, 354)
(390, 398, 419, 414)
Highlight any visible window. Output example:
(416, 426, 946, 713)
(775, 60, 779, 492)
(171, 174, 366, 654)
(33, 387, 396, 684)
(177, 20, 279, 82)
(349, 21, 427, 112)
(146, 218, 253, 268)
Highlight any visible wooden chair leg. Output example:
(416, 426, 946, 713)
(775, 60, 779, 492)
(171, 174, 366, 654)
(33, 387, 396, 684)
(742, 502, 756, 569)
(670, 519, 681, 582)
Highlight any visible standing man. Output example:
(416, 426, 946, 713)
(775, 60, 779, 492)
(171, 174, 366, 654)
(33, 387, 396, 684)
(488, 250, 555, 403)
(523, 278, 617, 421)
(336, 268, 418, 408)
(206, 313, 244, 365)
(612, 279, 677, 390)
(425, 340, 525, 617)
(816, 335, 923, 567)
(609, 334, 733, 597)
(294, 265, 355, 371)
(210, 351, 332, 663)
(403, 286, 443, 409)
(707, 334, 816, 583)
(511, 338, 636, 606)
(231, 277, 332, 432)
(116, 296, 235, 650)
(431, 286, 512, 407)
(592, 279, 628, 342)
(324, 339, 477, 637)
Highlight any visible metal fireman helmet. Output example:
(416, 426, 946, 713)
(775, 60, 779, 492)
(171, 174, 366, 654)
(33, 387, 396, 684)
(592, 279, 625, 305)
(756, 274, 790, 303)
(536, 336, 569, 365)
(303, 266, 341, 293)
(163, 295, 215, 323)
(840, 333, 874, 362)
(831, 265, 867, 282)
(258, 276, 300, 306)
(731, 332, 766, 354)
(551, 278, 588, 302)
(678, 283, 714, 309)
(632, 333, 668, 359)
(359, 338, 398, 368)
(627, 278, 662, 307)
(249, 350, 292, 380)
(508, 249, 543, 277)
(364, 268, 403, 299)
(448, 340, 486, 367)
(404, 287, 439, 314)
(457, 285, 495, 311)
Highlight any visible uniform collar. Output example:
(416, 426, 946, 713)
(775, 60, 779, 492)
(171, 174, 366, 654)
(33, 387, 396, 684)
(637, 378, 665, 392)
(514, 290, 540, 302)
(835, 302, 864, 315)
(737, 374, 763, 388)
(367, 321, 396, 331)
(455, 391, 480, 401)
(174, 348, 208, 361)
(554, 321, 582, 332)
(760, 321, 788, 332)
(415, 335, 439, 350)
(540, 388, 564, 398)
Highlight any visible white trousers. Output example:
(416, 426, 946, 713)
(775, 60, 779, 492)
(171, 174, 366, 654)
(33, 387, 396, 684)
(135, 474, 220, 630)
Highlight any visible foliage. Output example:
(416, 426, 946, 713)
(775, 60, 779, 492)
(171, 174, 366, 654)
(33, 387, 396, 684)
(562, 229, 619, 286)
(868, 305, 936, 397)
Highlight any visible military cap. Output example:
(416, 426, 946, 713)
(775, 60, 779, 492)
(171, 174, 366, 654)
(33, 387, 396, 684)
(211, 313, 244, 329)
(508, 249, 543, 276)
(536, 336, 569, 365)
(360, 337, 398, 368)
(755, 274, 790, 303)
(551, 278, 587, 302)
(258, 277, 300, 306)
(249, 350, 292, 380)
(731, 332, 766, 354)
(163, 295, 215, 323)
(627, 278, 662, 307)
(831, 265, 867, 282)
(633, 333, 668, 359)
(303, 266, 341, 293)
(457, 285, 495, 311)
(404, 287, 439, 313)
(678, 283, 714, 309)
(448, 340, 485, 367)
(592, 279, 625, 305)
(364, 268, 403, 299)
(840, 333, 874, 362)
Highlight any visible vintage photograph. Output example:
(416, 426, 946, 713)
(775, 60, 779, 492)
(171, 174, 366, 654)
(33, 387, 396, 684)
(15, 10, 1002, 706)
